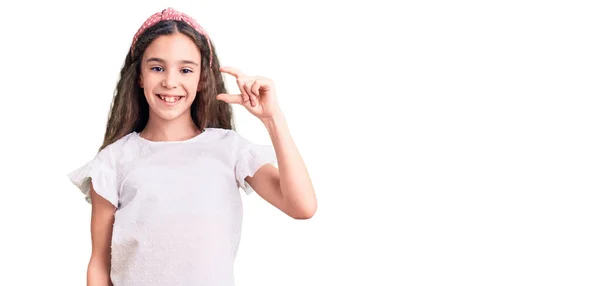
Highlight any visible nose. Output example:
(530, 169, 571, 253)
(162, 70, 179, 89)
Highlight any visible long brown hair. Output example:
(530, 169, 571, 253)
(99, 20, 233, 151)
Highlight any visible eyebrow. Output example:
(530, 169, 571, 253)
(146, 57, 199, 67)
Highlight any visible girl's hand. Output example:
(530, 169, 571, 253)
(216, 67, 282, 120)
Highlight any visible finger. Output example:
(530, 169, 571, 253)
(220, 66, 247, 79)
(216, 93, 243, 104)
(236, 78, 250, 103)
(251, 80, 262, 97)
(249, 93, 259, 107)
(249, 81, 262, 108)
(244, 81, 256, 106)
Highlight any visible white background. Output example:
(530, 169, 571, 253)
(1, 0, 598, 285)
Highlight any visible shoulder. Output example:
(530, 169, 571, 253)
(203, 128, 251, 147)
(204, 127, 239, 139)
(202, 128, 272, 163)
(68, 133, 137, 207)
(95, 132, 138, 166)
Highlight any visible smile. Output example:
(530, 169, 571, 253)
(156, 94, 184, 103)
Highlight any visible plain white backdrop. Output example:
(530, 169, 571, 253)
(0, 0, 598, 285)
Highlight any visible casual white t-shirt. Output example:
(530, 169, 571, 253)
(68, 127, 276, 286)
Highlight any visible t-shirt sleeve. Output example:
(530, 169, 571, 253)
(67, 149, 119, 208)
(234, 134, 277, 195)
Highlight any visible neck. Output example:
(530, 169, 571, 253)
(141, 112, 201, 142)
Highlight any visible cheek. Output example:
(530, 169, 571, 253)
(140, 72, 154, 89)
(185, 76, 201, 94)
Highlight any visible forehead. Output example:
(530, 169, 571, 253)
(143, 33, 201, 63)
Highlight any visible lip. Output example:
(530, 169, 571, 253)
(158, 93, 185, 97)
(155, 94, 185, 106)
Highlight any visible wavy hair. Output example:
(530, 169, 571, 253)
(99, 20, 233, 151)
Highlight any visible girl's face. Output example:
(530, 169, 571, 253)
(139, 33, 202, 123)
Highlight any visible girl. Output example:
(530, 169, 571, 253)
(68, 7, 316, 286)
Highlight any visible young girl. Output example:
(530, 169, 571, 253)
(68, 7, 316, 286)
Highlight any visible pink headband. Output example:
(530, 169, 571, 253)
(130, 7, 213, 67)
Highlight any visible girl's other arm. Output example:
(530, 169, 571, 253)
(87, 183, 116, 286)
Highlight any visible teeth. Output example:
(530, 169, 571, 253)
(158, 95, 181, 103)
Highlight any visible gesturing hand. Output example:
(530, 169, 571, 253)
(216, 67, 282, 120)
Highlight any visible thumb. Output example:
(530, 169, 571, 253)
(216, 93, 243, 104)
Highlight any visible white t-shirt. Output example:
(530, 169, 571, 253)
(68, 127, 276, 286)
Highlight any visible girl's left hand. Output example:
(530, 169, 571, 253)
(217, 67, 282, 120)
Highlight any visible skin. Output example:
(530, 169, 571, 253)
(216, 67, 317, 220)
(88, 32, 316, 285)
(87, 187, 115, 286)
(138, 33, 203, 142)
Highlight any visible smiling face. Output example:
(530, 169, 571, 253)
(139, 32, 202, 123)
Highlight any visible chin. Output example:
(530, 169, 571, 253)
(153, 109, 191, 121)
(147, 95, 195, 122)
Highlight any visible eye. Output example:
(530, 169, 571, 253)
(182, 68, 193, 74)
(151, 66, 164, 72)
